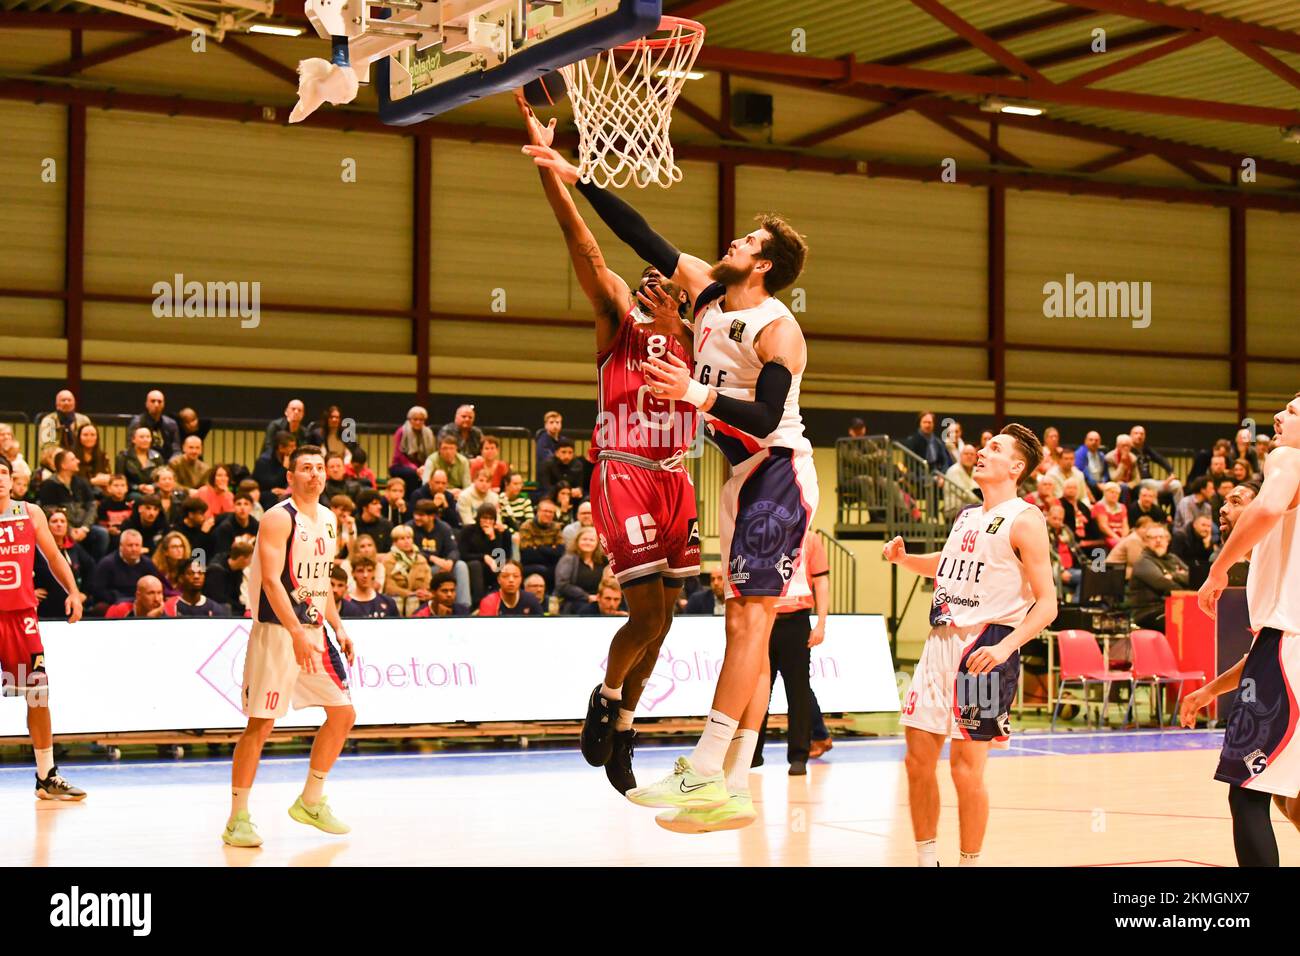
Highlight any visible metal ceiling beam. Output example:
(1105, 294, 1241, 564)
(789, 99, 919, 149)
(907, 0, 1049, 82)
(219, 34, 298, 86)
(4, 78, 1299, 211)
(1050, 0, 1300, 57)
(880, 7, 1095, 67)
(697, 46, 1300, 127)
(0, 11, 172, 29)
(731, 71, 1300, 181)
(981, 24, 1180, 76)
(675, 94, 745, 141)
(1061, 30, 1207, 88)
(1073, 147, 1145, 173)
(1158, 154, 1225, 186)
(1223, 37, 1300, 93)
(912, 103, 1030, 166)
(34, 30, 178, 76)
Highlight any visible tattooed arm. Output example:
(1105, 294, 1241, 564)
(515, 91, 629, 352)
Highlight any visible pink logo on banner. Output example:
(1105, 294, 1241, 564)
(197, 624, 250, 715)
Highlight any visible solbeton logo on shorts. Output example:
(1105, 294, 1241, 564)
(625, 513, 657, 546)
(1245, 749, 1268, 776)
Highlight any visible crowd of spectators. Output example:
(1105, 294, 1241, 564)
(11, 389, 706, 622)
(844, 412, 1270, 616)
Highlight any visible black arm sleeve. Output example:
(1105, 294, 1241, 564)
(706, 362, 792, 439)
(575, 180, 680, 277)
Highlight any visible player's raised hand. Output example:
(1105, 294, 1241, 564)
(643, 351, 692, 401)
(636, 283, 680, 324)
(1179, 686, 1212, 728)
(882, 536, 906, 564)
(513, 89, 557, 147)
(522, 143, 580, 185)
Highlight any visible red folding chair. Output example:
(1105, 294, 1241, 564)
(1052, 629, 1135, 731)
(1130, 629, 1205, 728)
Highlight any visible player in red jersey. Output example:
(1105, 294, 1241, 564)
(0, 457, 86, 800)
(517, 91, 701, 793)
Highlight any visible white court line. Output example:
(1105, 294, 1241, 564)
(0, 728, 1222, 774)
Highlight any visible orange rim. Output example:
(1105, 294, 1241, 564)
(615, 15, 705, 51)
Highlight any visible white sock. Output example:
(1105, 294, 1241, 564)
(616, 708, 635, 732)
(959, 851, 980, 867)
(690, 710, 739, 777)
(600, 682, 622, 702)
(916, 839, 939, 867)
(35, 747, 54, 778)
(302, 768, 327, 806)
(723, 729, 759, 794)
(230, 786, 251, 819)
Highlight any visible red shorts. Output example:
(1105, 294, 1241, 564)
(0, 607, 47, 695)
(591, 458, 701, 585)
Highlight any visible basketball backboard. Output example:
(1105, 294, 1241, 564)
(300, 0, 662, 126)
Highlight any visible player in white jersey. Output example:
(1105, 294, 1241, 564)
(885, 425, 1057, 866)
(222, 445, 356, 848)
(1184, 395, 1300, 866)
(525, 140, 814, 832)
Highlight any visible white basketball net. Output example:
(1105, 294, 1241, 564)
(559, 18, 705, 189)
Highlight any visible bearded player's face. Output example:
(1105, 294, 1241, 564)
(290, 454, 326, 496)
(711, 228, 770, 286)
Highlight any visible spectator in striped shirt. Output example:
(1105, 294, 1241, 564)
(497, 472, 534, 533)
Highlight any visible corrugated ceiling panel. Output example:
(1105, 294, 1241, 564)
(85, 110, 411, 308)
(1006, 191, 1229, 350)
(839, 111, 991, 165)
(997, 124, 1118, 168)
(737, 168, 987, 350)
(0, 26, 70, 73)
(0, 101, 64, 291)
(1247, 209, 1300, 356)
(1169, 0, 1300, 31)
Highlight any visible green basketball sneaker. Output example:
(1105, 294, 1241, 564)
(222, 810, 263, 848)
(655, 792, 757, 834)
(288, 795, 351, 835)
(625, 756, 728, 809)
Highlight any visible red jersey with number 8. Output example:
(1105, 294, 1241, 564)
(0, 502, 38, 612)
(592, 310, 698, 463)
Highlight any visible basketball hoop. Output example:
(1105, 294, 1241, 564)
(558, 16, 705, 189)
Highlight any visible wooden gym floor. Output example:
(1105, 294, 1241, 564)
(4, 729, 1291, 867)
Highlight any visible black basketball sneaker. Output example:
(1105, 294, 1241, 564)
(581, 685, 619, 767)
(605, 729, 637, 795)
(35, 766, 86, 801)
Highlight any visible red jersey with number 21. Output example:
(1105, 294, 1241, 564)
(593, 310, 698, 463)
(0, 502, 38, 612)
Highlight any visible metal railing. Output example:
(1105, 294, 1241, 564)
(816, 528, 857, 614)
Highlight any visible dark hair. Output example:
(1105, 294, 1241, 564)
(274, 430, 296, 451)
(556, 437, 574, 450)
(917, 410, 935, 426)
(476, 503, 498, 521)
(229, 540, 255, 560)
(325, 451, 346, 465)
(754, 213, 808, 294)
(356, 489, 381, 510)
(506, 471, 523, 485)
(329, 565, 349, 583)
(183, 498, 209, 516)
(350, 555, 376, 571)
(439, 434, 459, 447)
(109, 473, 128, 484)
(481, 434, 499, 448)
(205, 463, 230, 488)
(430, 571, 456, 590)
(330, 494, 355, 512)
(136, 494, 162, 510)
(317, 405, 343, 435)
(232, 491, 252, 505)
(414, 500, 438, 515)
(289, 443, 322, 467)
(351, 446, 368, 466)
(1240, 479, 1263, 498)
(1187, 475, 1211, 496)
(1000, 423, 1043, 478)
(0, 458, 11, 477)
(237, 479, 260, 494)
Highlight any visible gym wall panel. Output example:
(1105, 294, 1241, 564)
(428, 140, 714, 322)
(0, 297, 64, 340)
(804, 339, 987, 387)
(0, 101, 66, 291)
(427, 317, 596, 370)
(84, 301, 411, 355)
(1006, 192, 1229, 353)
(736, 168, 986, 346)
(1246, 364, 1300, 399)
(1247, 209, 1300, 356)
(1006, 348, 1229, 395)
(84, 111, 412, 310)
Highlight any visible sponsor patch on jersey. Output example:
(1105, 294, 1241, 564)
(986, 516, 1006, 535)
(728, 319, 746, 342)
(686, 518, 700, 546)
(1245, 748, 1268, 777)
